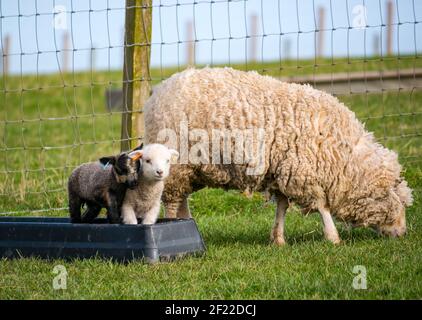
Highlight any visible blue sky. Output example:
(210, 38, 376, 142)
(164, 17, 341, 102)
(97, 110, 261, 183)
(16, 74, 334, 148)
(0, 0, 421, 74)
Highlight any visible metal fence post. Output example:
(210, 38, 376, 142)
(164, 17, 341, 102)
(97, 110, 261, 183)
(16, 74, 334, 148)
(121, 0, 152, 151)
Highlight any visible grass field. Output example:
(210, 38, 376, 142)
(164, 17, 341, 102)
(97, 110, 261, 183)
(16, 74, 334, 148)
(0, 57, 421, 299)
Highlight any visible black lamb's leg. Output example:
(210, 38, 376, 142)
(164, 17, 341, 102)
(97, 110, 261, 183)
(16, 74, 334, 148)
(81, 202, 102, 223)
(106, 193, 121, 224)
(69, 193, 82, 223)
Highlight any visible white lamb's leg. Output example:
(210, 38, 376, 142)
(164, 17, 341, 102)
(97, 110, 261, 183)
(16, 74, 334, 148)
(121, 204, 138, 225)
(271, 194, 289, 246)
(319, 206, 341, 244)
(142, 202, 161, 225)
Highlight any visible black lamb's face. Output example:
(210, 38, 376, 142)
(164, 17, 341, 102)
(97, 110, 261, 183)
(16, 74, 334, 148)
(100, 152, 141, 189)
(116, 152, 141, 189)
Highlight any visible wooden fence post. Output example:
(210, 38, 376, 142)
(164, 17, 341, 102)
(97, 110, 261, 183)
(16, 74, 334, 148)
(62, 31, 70, 73)
(249, 14, 258, 63)
(186, 20, 195, 66)
(121, 0, 152, 151)
(317, 7, 325, 58)
(386, 0, 393, 56)
(2, 35, 10, 76)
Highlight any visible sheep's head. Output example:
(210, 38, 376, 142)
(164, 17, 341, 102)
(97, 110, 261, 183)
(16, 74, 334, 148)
(351, 179, 413, 238)
(99, 151, 142, 189)
(347, 139, 413, 238)
(374, 180, 413, 237)
(138, 144, 179, 181)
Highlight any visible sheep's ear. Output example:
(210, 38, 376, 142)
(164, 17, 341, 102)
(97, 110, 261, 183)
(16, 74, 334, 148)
(99, 156, 116, 168)
(169, 149, 179, 161)
(132, 143, 144, 151)
(128, 150, 143, 161)
(395, 180, 413, 206)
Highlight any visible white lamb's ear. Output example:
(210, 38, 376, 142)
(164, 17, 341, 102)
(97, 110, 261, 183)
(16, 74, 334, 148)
(169, 149, 179, 159)
(128, 150, 143, 161)
(168, 149, 179, 164)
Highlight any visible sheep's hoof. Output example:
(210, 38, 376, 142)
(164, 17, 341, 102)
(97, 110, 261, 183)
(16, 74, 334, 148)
(177, 211, 193, 219)
(270, 232, 286, 246)
(272, 237, 286, 246)
(326, 236, 341, 245)
(332, 239, 342, 245)
(122, 218, 138, 225)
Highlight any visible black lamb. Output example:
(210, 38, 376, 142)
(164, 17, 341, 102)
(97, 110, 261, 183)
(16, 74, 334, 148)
(68, 150, 142, 223)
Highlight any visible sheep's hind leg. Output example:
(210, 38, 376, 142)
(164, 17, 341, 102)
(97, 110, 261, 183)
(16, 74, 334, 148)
(69, 195, 82, 223)
(81, 202, 101, 223)
(271, 194, 289, 246)
(319, 206, 341, 244)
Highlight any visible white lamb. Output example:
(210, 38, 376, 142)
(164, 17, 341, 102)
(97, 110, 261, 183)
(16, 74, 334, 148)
(121, 144, 179, 225)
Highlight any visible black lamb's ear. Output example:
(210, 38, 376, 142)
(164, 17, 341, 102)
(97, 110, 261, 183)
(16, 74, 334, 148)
(99, 156, 116, 167)
(132, 143, 144, 151)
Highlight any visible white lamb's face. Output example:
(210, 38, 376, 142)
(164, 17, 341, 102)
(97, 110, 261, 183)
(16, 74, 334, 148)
(141, 144, 179, 181)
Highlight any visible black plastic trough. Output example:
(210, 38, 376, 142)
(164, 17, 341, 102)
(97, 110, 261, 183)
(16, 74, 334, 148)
(0, 217, 205, 263)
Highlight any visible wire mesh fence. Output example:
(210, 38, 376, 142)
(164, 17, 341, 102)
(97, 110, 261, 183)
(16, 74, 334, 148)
(0, 0, 421, 215)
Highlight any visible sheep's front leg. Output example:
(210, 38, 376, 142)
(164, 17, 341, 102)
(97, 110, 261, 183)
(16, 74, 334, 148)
(164, 196, 192, 219)
(164, 200, 181, 218)
(319, 206, 341, 244)
(106, 193, 121, 224)
(177, 195, 192, 219)
(121, 203, 138, 225)
(142, 202, 161, 225)
(271, 194, 289, 246)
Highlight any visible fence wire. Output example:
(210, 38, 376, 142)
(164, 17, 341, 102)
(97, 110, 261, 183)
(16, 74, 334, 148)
(0, 0, 421, 215)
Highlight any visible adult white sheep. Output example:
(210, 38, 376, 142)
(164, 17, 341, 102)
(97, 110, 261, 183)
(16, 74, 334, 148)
(143, 67, 413, 245)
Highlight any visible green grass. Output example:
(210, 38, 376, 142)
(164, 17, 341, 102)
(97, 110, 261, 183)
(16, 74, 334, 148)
(0, 57, 421, 299)
(0, 185, 421, 299)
